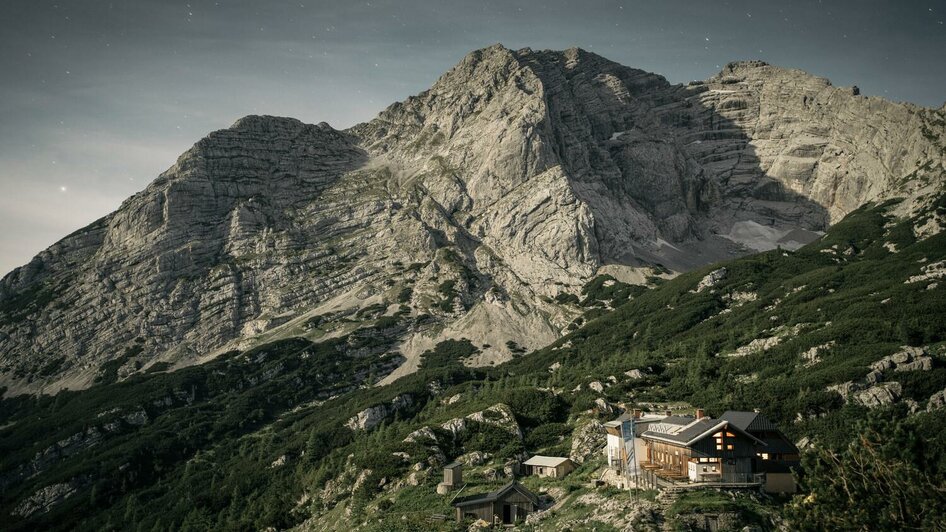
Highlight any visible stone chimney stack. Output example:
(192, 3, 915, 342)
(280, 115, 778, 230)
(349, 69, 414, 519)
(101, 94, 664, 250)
(696, 408, 705, 419)
(633, 409, 642, 419)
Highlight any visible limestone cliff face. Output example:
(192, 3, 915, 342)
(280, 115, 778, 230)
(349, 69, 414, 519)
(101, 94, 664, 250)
(2, 45, 944, 394)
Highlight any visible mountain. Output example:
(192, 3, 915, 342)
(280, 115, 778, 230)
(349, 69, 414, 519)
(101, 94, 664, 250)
(2, 191, 944, 531)
(2, 44, 945, 398)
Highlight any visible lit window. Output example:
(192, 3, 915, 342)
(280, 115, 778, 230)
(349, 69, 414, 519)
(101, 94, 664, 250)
(761, 453, 770, 460)
(716, 445, 722, 450)
(726, 432, 735, 437)
(726, 444, 734, 450)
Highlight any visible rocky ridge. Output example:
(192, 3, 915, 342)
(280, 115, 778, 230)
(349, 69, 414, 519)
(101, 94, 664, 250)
(2, 44, 945, 394)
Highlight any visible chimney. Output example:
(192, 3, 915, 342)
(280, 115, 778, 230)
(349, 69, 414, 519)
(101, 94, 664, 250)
(633, 409, 642, 419)
(666, 410, 672, 417)
(696, 408, 705, 419)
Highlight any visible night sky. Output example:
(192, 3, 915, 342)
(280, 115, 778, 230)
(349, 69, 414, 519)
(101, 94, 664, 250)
(1, 0, 944, 275)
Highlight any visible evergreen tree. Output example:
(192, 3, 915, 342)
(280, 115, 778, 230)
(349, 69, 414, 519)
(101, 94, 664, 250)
(787, 413, 946, 531)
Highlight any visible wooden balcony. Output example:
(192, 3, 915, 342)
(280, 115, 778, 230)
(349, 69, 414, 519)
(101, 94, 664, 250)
(639, 461, 688, 482)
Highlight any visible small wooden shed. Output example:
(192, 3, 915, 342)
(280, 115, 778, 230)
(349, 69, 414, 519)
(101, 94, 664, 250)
(453, 481, 538, 524)
(522, 455, 576, 478)
(443, 461, 463, 487)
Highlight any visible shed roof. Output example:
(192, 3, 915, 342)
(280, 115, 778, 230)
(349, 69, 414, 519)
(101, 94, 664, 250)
(453, 481, 538, 508)
(444, 461, 463, 469)
(523, 455, 572, 467)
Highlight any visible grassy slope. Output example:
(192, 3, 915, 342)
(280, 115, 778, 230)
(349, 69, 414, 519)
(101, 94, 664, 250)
(1, 197, 945, 530)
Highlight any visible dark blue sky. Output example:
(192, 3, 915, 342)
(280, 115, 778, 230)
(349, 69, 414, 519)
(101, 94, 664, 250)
(1, 0, 944, 274)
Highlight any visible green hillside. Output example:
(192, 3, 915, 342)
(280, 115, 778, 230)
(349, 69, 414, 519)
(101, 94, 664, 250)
(2, 195, 946, 531)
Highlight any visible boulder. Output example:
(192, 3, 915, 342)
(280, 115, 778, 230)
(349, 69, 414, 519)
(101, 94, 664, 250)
(695, 268, 727, 292)
(894, 356, 932, 372)
(927, 389, 946, 411)
(827, 381, 858, 397)
(12, 480, 82, 518)
(482, 467, 503, 481)
(854, 382, 902, 408)
(459, 451, 488, 466)
(503, 459, 520, 477)
(463, 404, 522, 439)
(570, 419, 606, 464)
(403, 426, 437, 444)
(346, 394, 413, 432)
(593, 398, 617, 417)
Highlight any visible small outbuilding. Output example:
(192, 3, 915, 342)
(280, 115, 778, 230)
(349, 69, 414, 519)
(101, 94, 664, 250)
(437, 462, 463, 494)
(453, 481, 538, 525)
(522, 455, 575, 478)
(443, 461, 463, 486)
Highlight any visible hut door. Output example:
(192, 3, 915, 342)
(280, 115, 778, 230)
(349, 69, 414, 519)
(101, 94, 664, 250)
(502, 504, 512, 523)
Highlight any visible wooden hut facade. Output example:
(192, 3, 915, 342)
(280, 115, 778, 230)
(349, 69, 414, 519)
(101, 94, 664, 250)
(453, 481, 538, 525)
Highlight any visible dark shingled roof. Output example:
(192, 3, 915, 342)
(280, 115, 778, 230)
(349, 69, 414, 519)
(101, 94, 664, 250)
(720, 411, 797, 454)
(719, 411, 778, 432)
(661, 415, 696, 426)
(453, 481, 538, 508)
(761, 435, 799, 454)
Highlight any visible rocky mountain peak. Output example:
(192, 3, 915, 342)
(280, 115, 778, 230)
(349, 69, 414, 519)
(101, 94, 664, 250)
(1, 46, 944, 395)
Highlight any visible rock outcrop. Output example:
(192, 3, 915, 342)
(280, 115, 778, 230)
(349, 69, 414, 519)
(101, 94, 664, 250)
(570, 419, 606, 464)
(2, 45, 945, 394)
(345, 394, 414, 432)
(854, 382, 903, 408)
(12, 479, 84, 518)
